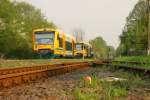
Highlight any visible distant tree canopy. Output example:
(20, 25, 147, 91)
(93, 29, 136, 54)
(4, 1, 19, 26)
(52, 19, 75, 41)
(89, 36, 115, 59)
(116, 0, 148, 56)
(0, 0, 56, 59)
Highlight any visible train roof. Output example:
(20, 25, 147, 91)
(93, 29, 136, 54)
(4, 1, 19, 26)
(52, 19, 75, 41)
(76, 42, 92, 47)
(33, 28, 58, 32)
(33, 28, 75, 41)
(66, 34, 75, 39)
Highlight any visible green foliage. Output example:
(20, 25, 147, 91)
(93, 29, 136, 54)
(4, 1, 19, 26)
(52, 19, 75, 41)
(117, 0, 148, 56)
(74, 67, 150, 100)
(115, 56, 150, 62)
(0, 0, 56, 59)
(114, 56, 150, 69)
(101, 80, 128, 100)
(74, 88, 99, 100)
(103, 84, 127, 100)
(114, 71, 149, 89)
(89, 37, 115, 59)
(74, 76, 128, 100)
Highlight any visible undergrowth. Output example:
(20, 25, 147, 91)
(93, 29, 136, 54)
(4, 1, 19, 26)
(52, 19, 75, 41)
(74, 66, 150, 100)
(74, 76, 128, 100)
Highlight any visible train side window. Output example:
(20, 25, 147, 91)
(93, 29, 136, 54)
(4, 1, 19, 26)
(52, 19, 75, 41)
(66, 41, 72, 51)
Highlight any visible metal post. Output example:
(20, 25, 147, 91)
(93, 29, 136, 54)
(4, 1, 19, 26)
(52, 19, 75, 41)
(147, 0, 150, 55)
(82, 32, 85, 60)
(82, 42, 85, 60)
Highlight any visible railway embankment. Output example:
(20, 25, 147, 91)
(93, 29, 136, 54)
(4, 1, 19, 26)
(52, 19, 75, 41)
(0, 64, 149, 100)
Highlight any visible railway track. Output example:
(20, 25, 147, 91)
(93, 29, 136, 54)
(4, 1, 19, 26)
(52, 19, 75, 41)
(1, 59, 149, 89)
(0, 61, 91, 88)
(93, 60, 150, 75)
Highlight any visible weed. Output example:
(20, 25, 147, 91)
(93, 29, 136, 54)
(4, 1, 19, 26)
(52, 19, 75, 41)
(74, 76, 128, 100)
(74, 88, 99, 100)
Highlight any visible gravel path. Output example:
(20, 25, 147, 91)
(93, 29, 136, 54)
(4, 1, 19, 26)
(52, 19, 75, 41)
(0, 67, 113, 100)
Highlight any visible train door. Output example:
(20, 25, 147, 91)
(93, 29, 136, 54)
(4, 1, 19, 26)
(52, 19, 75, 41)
(72, 39, 75, 57)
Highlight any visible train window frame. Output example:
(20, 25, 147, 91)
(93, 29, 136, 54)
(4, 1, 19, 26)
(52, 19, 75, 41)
(35, 31, 55, 45)
(57, 34, 63, 48)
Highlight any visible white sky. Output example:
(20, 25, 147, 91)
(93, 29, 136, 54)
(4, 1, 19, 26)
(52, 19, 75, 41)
(16, 0, 138, 48)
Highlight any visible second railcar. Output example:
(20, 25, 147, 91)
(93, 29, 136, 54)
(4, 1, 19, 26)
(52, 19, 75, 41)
(75, 42, 93, 58)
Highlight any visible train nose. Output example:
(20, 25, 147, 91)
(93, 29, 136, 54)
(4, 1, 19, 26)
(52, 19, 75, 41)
(35, 45, 54, 50)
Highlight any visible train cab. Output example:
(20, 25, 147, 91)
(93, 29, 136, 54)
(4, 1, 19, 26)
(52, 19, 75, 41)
(32, 28, 75, 57)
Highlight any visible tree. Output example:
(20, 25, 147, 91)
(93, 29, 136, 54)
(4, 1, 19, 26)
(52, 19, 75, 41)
(107, 46, 115, 59)
(0, 0, 56, 58)
(89, 36, 114, 59)
(117, 0, 148, 56)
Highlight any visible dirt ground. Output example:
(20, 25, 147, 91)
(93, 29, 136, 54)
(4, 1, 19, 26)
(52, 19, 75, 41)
(0, 67, 111, 100)
(0, 67, 149, 100)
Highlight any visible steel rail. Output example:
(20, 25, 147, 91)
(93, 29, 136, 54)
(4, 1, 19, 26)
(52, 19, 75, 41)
(0, 62, 90, 88)
(113, 61, 147, 65)
(93, 60, 150, 74)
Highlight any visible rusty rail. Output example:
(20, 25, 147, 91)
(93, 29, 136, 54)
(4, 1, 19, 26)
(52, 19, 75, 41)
(0, 62, 90, 88)
(93, 60, 150, 75)
(113, 61, 147, 65)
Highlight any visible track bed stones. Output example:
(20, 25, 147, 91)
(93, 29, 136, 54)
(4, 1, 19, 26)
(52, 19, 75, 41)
(0, 67, 149, 100)
(0, 67, 98, 100)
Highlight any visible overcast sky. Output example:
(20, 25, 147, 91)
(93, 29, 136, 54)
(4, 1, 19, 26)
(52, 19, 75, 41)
(16, 0, 138, 48)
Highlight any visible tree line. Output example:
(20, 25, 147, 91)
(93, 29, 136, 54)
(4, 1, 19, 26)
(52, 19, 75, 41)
(73, 29, 115, 59)
(0, 0, 114, 59)
(90, 37, 115, 59)
(0, 0, 56, 59)
(116, 0, 148, 56)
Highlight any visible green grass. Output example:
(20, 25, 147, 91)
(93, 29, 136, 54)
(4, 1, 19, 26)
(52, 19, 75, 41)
(74, 88, 99, 100)
(114, 56, 150, 69)
(74, 66, 150, 100)
(0, 58, 93, 68)
(74, 76, 128, 100)
(115, 56, 150, 63)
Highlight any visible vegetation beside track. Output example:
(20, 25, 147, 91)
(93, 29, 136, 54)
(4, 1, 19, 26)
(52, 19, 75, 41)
(115, 56, 150, 62)
(0, 59, 93, 68)
(114, 56, 150, 69)
(74, 66, 150, 100)
(0, 65, 149, 99)
(74, 77, 128, 100)
(116, 0, 147, 56)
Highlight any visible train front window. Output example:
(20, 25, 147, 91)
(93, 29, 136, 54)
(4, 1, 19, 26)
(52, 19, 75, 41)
(76, 44, 82, 50)
(35, 31, 55, 45)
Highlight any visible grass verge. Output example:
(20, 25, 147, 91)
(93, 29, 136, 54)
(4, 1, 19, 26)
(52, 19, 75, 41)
(74, 66, 150, 100)
(114, 56, 150, 69)
(74, 76, 128, 100)
(0, 59, 93, 68)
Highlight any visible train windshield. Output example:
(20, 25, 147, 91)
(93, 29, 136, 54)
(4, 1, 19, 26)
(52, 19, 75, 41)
(35, 31, 55, 45)
(76, 44, 83, 50)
